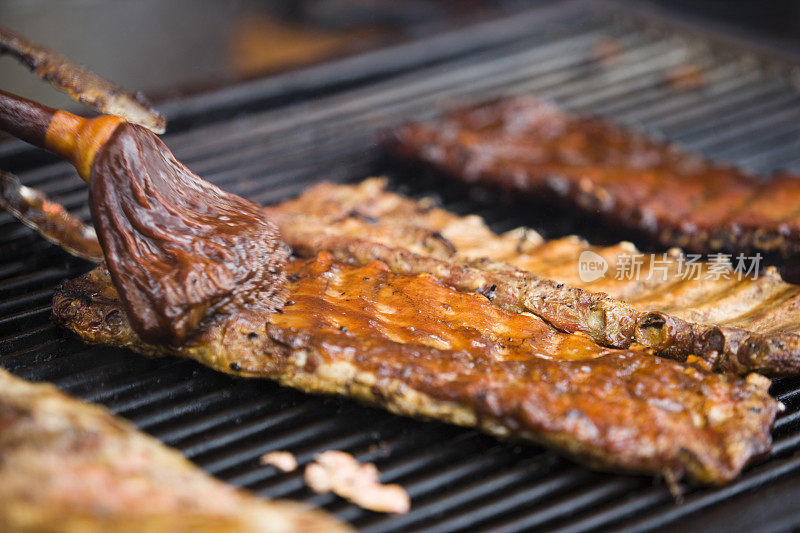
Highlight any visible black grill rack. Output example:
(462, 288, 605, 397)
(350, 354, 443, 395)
(2, 1, 800, 531)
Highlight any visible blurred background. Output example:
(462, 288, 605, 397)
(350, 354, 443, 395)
(1, 0, 799, 110)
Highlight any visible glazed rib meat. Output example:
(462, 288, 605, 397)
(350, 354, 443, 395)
(53, 253, 779, 485)
(268, 179, 800, 376)
(384, 96, 800, 258)
(5, 170, 800, 375)
(0, 368, 349, 533)
(5, 171, 800, 374)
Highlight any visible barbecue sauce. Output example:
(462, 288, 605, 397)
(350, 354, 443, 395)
(89, 123, 289, 345)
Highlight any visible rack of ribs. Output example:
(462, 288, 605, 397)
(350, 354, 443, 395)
(53, 253, 778, 486)
(10, 173, 800, 376)
(0, 368, 349, 532)
(268, 179, 800, 376)
(384, 96, 800, 259)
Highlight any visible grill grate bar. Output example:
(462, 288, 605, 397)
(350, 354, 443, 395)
(103, 376, 223, 415)
(555, 44, 715, 109)
(0, 323, 60, 355)
(49, 357, 173, 395)
(78, 359, 200, 404)
(545, 489, 670, 533)
(737, 136, 800, 172)
(479, 476, 644, 533)
(1, 338, 77, 372)
(0, 304, 51, 329)
(689, 105, 800, 153)
(178, 400, 319, 459)
(363, 457, 571, 532)
(155, 394, 299, 445)
(591, 64, 765, 120)
(665, 90, 800, 142)
(613, 453, 800, 533)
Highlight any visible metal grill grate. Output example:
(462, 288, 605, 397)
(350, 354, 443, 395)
(2, 1, 800, 531)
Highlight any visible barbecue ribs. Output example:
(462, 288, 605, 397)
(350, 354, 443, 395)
(6, 172, 800, 374)
(269, 179, 800, 376)
(0, 368, 349, 533)
(384, 96, 800, 258)
(53, 254, 778, 485)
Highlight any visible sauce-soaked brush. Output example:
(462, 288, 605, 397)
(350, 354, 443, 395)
(0, 89, 289, 345)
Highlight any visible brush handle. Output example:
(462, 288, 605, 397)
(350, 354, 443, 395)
(0, 89, 125, 181)
(0, 89, 56, 149)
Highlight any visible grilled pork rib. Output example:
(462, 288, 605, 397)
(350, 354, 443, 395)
(268, 179, 800, 376)
(53, 254, 778, 485)
(0, 368, 349, 533)
(6, 173, 800, 374)
(384, 96, 800, 258)
(5, 172, 800, 375)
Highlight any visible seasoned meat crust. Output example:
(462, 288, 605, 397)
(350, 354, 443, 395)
(6, 173, 800, 375)
(268, 179, 800, 376)
(53, 254, 779, 485)
(0, 369, 349, 533)
(384, 96, 800, 258)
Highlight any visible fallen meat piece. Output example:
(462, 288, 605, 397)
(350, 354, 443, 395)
(591, 37, 623, 66)
(305, 451, 410, 514)
(261, 451, 299, 473)
(384, 96, 800, 258)
(53, 253, 779, 485)
(664, 64, 706, 91)
(0, 368, 349, 533)
(269, 179, 800, 376)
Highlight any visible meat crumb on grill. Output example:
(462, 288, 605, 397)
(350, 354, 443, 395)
(592, 37, 622, 66)
(664, 63, 706, 91)
(304, 451, 410, 514)
(260, 451, 298, 472)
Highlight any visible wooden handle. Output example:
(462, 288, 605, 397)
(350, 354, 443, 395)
(0, 89, 55, 149)
(0, 89, 125, 181)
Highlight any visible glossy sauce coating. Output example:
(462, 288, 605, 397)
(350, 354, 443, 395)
(89, 123, 289, 344)
(272, 255, 614, 362)
(54, 254, 778, 484)
(268, 179, 800, 375)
